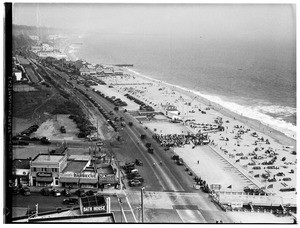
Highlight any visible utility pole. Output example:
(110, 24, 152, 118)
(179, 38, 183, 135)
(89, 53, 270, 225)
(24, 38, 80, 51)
(118, 160, 122, 190)
(97, 120, 99, 140)
(35, 203, 38, 217)
(141, 187, 145, 223)
(118, 196, 123, 223)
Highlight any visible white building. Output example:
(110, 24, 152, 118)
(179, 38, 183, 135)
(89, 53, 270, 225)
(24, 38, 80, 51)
(42, 43, 54, 52)
(165, 105, 180, 119)
(13, 69, 22, 81)
(79, 67, 91, 76)
(29, 35, 39, 41)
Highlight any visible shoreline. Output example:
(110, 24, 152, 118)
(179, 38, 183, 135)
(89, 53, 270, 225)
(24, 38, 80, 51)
(123, 68, 296, 148)
(59, 38, 295, 146)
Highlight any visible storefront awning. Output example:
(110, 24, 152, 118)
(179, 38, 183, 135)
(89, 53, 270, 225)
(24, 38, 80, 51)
(59, 177, 80, 183)
(79, 178, 98, 184)
(36, 176, 53, 182)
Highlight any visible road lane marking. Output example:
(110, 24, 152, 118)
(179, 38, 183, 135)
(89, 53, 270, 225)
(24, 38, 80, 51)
(124, 191, 138, 223)
(126, 124, 185, 191)
(176, 209, 206, 223)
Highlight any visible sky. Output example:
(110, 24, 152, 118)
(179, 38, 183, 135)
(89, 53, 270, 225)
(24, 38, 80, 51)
(12, 3, 295, 42)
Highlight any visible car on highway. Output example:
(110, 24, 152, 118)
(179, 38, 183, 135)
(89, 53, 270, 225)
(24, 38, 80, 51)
(51, 189, 61, 197)
(62, 198, 79, 205)
(128, 179, 142, 187)
(148, 148, 154, 154)
(135, 159, 143, 166)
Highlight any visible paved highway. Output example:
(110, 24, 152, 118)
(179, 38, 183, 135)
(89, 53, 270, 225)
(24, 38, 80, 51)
(29, 62, 232, 223)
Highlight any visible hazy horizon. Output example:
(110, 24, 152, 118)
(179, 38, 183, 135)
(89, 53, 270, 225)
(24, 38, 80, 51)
(13, 3, 295, 44)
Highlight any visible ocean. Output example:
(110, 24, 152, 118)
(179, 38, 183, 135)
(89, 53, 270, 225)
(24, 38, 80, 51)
(68, 31, 296, 139)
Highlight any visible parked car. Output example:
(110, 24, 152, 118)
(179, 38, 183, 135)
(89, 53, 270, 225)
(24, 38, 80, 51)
(176, 158, 184, 166)
(61, 189, 71, 197)
(133, 176, 144, 183)
(51, 189, 61, 197)
(172, 155, 180, 161)
(127, 173, 141, 180)
(60, 126, 66, 133)
(86, 190, 97, 196)
(75, 189, 86, 197)
(41, 188, 50, 196)
(128, 179, 142, 187)
(11, 186, 19, 195)
(140, 134, 146, 139)
(20, 186, 31, 196)
(40, 137, 51, 145)
(148, 148, 154, 154)
(145, 143, 151, 148)
(135, 159, 143, 166)
(62, 198, 79, 205)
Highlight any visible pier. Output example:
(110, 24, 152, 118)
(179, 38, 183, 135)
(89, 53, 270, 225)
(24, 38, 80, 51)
(114, 64, 134, 67)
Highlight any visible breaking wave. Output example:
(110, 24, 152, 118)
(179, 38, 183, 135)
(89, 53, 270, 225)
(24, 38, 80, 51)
(126, 68, 296, 140)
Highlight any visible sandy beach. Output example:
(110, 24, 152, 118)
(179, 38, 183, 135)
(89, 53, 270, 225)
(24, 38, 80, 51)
(93, 70, 296, 201)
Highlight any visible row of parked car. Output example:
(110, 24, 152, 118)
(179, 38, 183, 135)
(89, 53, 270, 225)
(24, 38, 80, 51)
(10, 185, 31, 196)
(12, 125, 41, 146)
(122, 160, 144, 187)
(12, 136, 51, 145)
(124, 93, 154, 111)
(94, 88, 128, 107)
(40, 188, 97, 198)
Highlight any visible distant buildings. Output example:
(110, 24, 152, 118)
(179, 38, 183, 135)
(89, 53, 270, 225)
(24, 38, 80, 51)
(30, 41, 67, 60)
(42, 43, 54, 52)
(103, 68, 114, 76)
(79, 66, 91, 76)
(30, 45, 42, 53)
(79, 64, 124, 77)
(29, 35, 39, 41)
(114, 69, 124, 75)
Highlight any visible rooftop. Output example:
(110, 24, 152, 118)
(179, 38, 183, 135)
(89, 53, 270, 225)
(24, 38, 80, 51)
(63, 160, 87, 173)
(81, 195, 106, 207)
(13, 208, 114, 223)
(166, 105, 178, 111)
(97, 165, 114, 175)
(13, 159, 30, 169)
(32, 154, 65, 163)
(68, 155, 90, 161)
